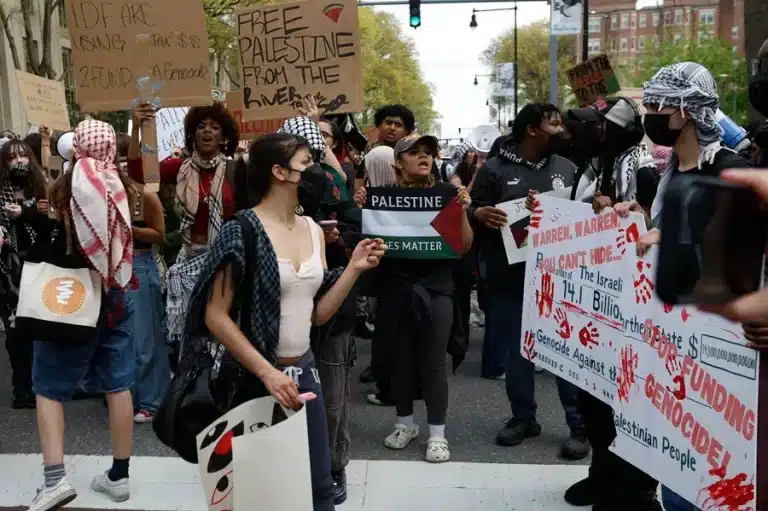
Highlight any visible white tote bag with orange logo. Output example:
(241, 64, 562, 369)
(15, 261, 102, 344)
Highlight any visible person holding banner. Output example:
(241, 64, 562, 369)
(355, 133, 473, 463)
(186, 133, 386, 511)
(469, 103, 589, 459)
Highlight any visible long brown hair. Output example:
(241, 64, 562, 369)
(48, 161, 137, 216)
(0, 139, 48, 199)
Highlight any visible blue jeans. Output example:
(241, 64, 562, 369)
(128, 252, 169, 413)
(662, 487, 700, 511)
(33, 290, 135, 402)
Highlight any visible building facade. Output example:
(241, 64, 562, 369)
(577, 0, 744, 71)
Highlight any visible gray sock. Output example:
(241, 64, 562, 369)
(44, 463, 65, 488)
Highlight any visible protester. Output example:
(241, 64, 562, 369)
(185, 132, 386, 511)
(364, 145, 396, 187)
(564, 97, 662, 510)
(29, 120, 136, 510)
(369, 105, 415, 150)
(355, 133, 472, 462)
(318, 117, 355, 198)
(446, 141, 477, 187)
(469, 103, 588, 459)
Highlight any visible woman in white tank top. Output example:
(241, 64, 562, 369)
(200, 129, 386, 511)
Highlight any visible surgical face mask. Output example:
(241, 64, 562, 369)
(643, 113, 683, 147)
(749, 72, 768, 118)
(295, 163, 330, 217)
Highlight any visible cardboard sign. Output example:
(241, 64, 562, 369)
(65, 0, 213, 112)
(567, 54, 621, 106)
(235, 0, 363, 121)
(16, 70, 70, 131)
(225, 91, 283, 139)
(128, 107, 188, 161)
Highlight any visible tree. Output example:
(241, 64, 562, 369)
(482, 20, 577, 109)
(625, 37, 750, 124)
(0, 0, 60, 78)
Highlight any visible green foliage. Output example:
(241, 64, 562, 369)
(620, 37, 749, 123)
(482, 20, 578, 109)
(66, 103, 130, 133)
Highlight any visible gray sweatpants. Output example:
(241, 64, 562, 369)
(314, 330, 353, 472)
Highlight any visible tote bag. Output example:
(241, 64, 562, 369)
(15, 254, 102, 345)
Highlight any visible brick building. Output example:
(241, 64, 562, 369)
(575, 0, 744, 71)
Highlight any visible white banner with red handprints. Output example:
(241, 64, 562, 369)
(521, 196, 759, 509)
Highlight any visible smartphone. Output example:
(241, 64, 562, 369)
(319, 220, 338, 231)
(657, 174, 767, 305)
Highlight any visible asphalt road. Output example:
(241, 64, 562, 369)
(0, 315, 589, 467)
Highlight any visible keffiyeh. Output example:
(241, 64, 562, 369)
(71, 120, 133, 288)
(176, 151, 226, 245)
(278, 117, 326, 155)
(575, 145, 656, 203)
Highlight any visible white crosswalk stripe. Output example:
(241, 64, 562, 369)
(0, 454, 588, 510)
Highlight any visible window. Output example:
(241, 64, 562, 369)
(61, 48, 76, 105)
(638, 36, 645, 50)
(732, 25, 739, 37)
(652, 12, 659, 27)
(675, 9, 682, 25)
(589, 17, 601, 34)
(588, 39, 601, 54)
(699, 9, 715, 26)
(631, 13, 636, 28)
(621, 13, 629, 29)
(58, 3, 67, 27)
(674, 33, 682, 43)
(22, 38, 38, 73)
(629, 37, 635, 50)
(611, 39, 617, 51)
(611, 14, 617, 30)
(664, 10, 673, 25)
(620, 38, 628, 51)
(640, 13, 647, 28)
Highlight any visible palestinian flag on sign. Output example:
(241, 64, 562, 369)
(362, 185, 462, 259)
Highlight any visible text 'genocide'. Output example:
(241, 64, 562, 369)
(237, 6, 356, 87)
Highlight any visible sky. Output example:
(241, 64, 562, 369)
(374, 0, 660, 141)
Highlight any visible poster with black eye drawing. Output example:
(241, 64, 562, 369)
(195, 396, 310, 510)
(550, 0, 583, 35)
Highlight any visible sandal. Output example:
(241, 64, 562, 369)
(426, 437, 451, 463)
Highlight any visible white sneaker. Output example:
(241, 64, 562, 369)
(426, 437, 451, 463)
(92, 470, 130, 502)
(28, 478, 77, 511)
(384, 424, 419, 450)
(134, 410, 154, 423)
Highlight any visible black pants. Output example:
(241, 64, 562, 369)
(578, 389, 658, 492)
(387, 293, 453, 425)
(449, 256, 472, 353)
(3, 315, 32, 395)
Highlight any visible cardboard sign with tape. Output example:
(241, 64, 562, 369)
(567, 54, 621, 106)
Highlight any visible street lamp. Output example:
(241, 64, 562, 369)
(469, 13, 477, 28)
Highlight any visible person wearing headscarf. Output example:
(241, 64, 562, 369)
(0, 137, 51, 409)
(30, 120, 137, 510)
(127, 102, 240, 351)
(613, 63, 754, 511)
(364, 146, 395, 187)
(445, 142, 477, 187)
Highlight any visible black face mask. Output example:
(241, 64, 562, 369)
(643, 114, 682, 147)
(297, 163, 330, 218)
(749, 73, 768, 118)
(547, 132, 572, 158)
(9, 163, 29, 190)
(566, 121, 602, 163)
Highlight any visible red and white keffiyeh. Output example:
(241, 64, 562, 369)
(71, 120, 133, 288)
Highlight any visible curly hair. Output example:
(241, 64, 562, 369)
(0, 139, 48, 199)
(184, 101, 240, 157)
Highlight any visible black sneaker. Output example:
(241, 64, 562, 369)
(592, 490, 662, 511)
(331, 469, 347, 505)
(495, 418, 542, 446)
(564, 476, 595, 506)
(359, 365, 374, 384)
(12, 391, 36, 410)
(561, 432, 590, 460)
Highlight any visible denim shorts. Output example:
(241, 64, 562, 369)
(32, 289, 136, 402)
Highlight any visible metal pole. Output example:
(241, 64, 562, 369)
(514, 2, 518, 117)
(549, 34, 558, 105)
(582, 0, 589, 62)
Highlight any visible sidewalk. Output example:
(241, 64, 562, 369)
(0, 454, 587, 510)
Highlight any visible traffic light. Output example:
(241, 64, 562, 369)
(409, 0, 421, 28)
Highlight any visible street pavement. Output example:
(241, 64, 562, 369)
(0, 311, 591, 510)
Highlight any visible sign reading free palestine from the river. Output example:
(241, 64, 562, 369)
(520, 196, 762, 510)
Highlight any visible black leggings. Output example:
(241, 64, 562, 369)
(385, 293, 453, 425)
(3, 315, 32, 394)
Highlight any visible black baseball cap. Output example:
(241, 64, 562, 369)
(568, 97, 639, 129)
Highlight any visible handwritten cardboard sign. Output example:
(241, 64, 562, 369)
(235, 0, 363, 121)
(567, 54, 621, 106)
(225, 91, 284, 140)
(15, 70, 70, 131)
(65, 0, 213, 112)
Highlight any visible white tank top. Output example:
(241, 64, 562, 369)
(276, 217, 325, 358)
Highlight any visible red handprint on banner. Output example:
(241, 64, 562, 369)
(663, 303, 674, 314)
(681, 308, 691, 323)
(617, 345, 638, 403)
(529, 200, 544, 229)
(633, 261, 655, 304)
(578, 322, 600, 349)
(667, 374, 687, 400)
(535, 272, 554, 318)
(523, 330, 536, 361)
(616, 223, 640, 256)
(554, 308, 572, 340)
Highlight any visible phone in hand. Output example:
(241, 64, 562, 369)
(657, 174, 767, 305)
(319, 220, 338, 231)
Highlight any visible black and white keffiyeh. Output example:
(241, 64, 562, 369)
(278, 117, 326, 156)
(575, 145, 656, 203)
